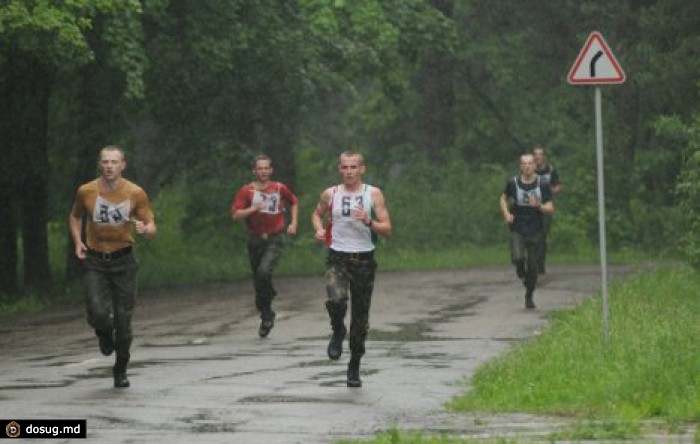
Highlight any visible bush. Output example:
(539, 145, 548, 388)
(668, 115, 700, 268)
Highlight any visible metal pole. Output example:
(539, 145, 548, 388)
(595, 86, 609, 345)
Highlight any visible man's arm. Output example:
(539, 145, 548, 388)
(368, 187, 392, 237)
(540, 200, 554, 215)
(134, 219, 157, 238)
(231, 186, 264, 221)
(287, 202, 299, 236)
(312, 189, 331, 243)
(133, 191, 157, 238)
(551, 169, 562, 194)
(500, 193, 514, 224)
(232, 204, 264, 221)
(68, 209, 87, 259)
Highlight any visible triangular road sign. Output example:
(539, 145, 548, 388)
(568, 31, 626, 85)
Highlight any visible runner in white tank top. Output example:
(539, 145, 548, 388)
(312, 151, 392, 388)
(328, 184, 374, 252)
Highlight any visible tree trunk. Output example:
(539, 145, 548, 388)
(8, 51, 54, 294)
(0, 50, 53, 296)
(22, 176, 52, 294)
(0, 186, 19, 298)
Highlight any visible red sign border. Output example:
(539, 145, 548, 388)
(568, 31, 626, 85)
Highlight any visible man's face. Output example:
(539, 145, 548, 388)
(533, 149, 545, 167)
(338, 154, 365, 184)
(520, 154, 536, 176)
(99, 150, 126, 180)
(252, 160, 273, 182)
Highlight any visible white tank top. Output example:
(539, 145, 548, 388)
(329, 184, 374, 252)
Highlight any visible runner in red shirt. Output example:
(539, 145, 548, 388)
(232, 154, 299, 337)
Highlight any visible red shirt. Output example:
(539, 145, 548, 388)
(231, 181, 298, 235)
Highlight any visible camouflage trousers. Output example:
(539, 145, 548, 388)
(510, 230, 542, 291)
(83, 252, 138, 367)
(324, 253, 377, 357)
(537, 213, 552, 270)
(247, 233, 285, 320)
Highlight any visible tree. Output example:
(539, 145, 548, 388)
(0, 0, 145, 297)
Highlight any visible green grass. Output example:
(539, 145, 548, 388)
(335, 429, 516, 444)
(0, 293, 46, 315)
(446, 266, 700, 438)
(337, 267, 699, 444)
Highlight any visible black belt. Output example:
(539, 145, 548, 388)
(329, 249, 374, 261)
(87, 246, 132, 261)
(250, 231, 283, 240)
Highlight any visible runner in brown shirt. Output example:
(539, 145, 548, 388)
(69, 145, 156, 388)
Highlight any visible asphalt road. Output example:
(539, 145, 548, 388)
(0, 264, 645, 443)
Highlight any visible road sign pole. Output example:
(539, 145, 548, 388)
(594, 86, 609, 345)
(568, 31, 623, 346)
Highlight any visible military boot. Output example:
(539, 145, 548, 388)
(258, 308, 276, 338)
(347, 355, 362, 388)
(113, 357, 130, 388)
(96, 329, 114, 356)
(327, 324, 346, 361)
(525, 288, 536, 309)
(326, 302, 347, 360)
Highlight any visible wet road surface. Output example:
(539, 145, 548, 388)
(0, 265, 650, 443)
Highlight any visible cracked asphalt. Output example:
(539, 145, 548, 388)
(3, 264, 679, 443)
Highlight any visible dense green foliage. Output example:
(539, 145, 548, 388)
(448, 267, 700, 434)
(1, 0, 698, 299)
(671, 115, 700, 269)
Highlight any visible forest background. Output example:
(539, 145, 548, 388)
(1, 0, 699, 302)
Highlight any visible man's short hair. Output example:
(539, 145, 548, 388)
(339, 150, 364, 165)
(253, 154, 272, 167)
(99, 145, 125, 161)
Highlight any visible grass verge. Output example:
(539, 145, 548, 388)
(448, 267, 699, 425)
(342, 267, 699, 443)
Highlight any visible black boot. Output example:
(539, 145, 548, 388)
(258, 308, 276, 338)
(347, 355, 361, 388)
(327, 324, 346, 361)
(113, 357, 130, 388)
(525, 288, 536, 309)
(96, 329, 114, 356)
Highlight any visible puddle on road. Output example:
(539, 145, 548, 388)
(205, 370, 258, 381)
(91, 416, 132, 426)
(146, 321, 236, 340)
(429, 297, 486, 320)
(369, 321, 436, 341)
(369, 296, 487, 342)
(308, 368, 346, 381)
(239, 394, 353, 403)
(297, 359, 333, 368)
(0, 380, 74, 390)
(140, 341, 212, 348)
(180, 412, 243, 433)
(318, 368, 380, 387)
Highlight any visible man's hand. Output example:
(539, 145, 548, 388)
(74, 242, 88, 259)
(503, 212, 514, 225)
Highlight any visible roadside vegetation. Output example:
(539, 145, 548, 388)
(338, 266, 700, 443)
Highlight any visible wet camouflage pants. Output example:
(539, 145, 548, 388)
(247, 233, 285, 320)
(537, 214, 552, 270)
(324, 255, 377, 357)
(510, 230, 542, 291)
(84, 253, 138, 365)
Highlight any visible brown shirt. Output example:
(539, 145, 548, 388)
(71, 178, 154, 252)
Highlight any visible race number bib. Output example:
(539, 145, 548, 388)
(252, 191, 280, 214)
(93, 196, 131, 225)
